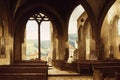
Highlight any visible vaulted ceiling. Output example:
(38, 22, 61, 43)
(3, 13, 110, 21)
(8, 0, 79, 20)
(1, 0, 115, 37)
(7, 0, 114, 22)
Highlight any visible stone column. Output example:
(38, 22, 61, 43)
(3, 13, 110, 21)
(96, 38, 106, 60)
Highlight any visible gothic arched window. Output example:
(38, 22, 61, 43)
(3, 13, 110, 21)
(24, 13, 51, 61)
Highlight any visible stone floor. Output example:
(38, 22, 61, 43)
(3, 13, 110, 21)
(48, 66, 78, 75)
(48, 66, 93, 80)
(48, 76, 93, 80)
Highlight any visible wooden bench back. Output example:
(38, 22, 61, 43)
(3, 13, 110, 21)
(0, 61, 48, 80)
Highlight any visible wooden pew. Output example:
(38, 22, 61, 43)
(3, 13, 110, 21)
(115, 72, 120, 80)
(77, 60, 120, 75)
(0, 61, 48, 80)
(92, 60, 120, 80)
(14, 60, 47, 65)
(77, 60, 99, 75)
(52, 60, 65, 70)
(93, 65, 120, 79)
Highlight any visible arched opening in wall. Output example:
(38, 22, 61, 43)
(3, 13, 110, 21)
(68, 4, 95, 61)
(101, 0, 120, 59)
(22, 12, 52, 61)
(68, 5, 84, 60)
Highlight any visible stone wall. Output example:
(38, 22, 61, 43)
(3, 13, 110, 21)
(0, 1, 13, 65)
(101, 0, 120, 59)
